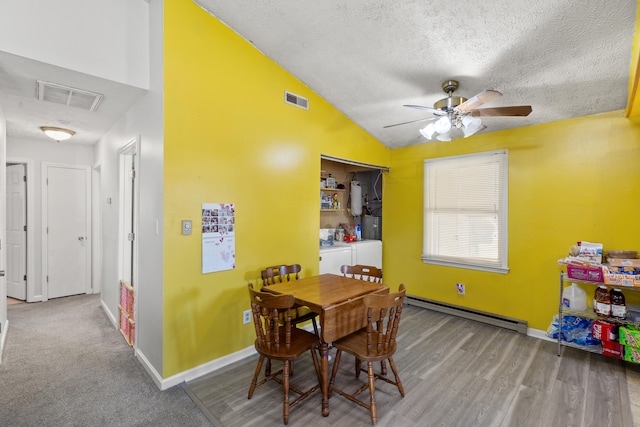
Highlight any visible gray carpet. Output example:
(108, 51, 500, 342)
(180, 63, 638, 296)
(0, 294, 212, 427)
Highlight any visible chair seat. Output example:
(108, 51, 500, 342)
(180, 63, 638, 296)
(276, 305, 317, 329)
(255, 328, 319, 360)
(288, 305, 317, 323)
(333, 329, 397, 363)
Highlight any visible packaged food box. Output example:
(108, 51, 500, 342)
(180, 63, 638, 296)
(624, 346, 640, 364)
(602, 266, 640, 287)
(567, 264, 603, 282)
(591, 320, 618, 342)
(619, 325, 640, 347)
(608, 258, 640, 268)
(577, 241, 603, 264)
(602, 341, 624, 359)
(606, 266, 640, 275)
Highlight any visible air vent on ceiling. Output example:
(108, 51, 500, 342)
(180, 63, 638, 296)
(284, 91, 308, 110)
(36, 80, 103, 112)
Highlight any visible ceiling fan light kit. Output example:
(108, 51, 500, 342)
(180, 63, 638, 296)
(462, 115, 483, 137)
(419, 123, 436, 139)
(434, 116, 452, 133)
(386, 79, 532, 142)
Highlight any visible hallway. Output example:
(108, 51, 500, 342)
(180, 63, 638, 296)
(0, 294, 211, 427)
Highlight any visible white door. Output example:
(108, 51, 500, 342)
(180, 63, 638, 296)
(6, 164, 26, 300)
(44, 164, 91, 299)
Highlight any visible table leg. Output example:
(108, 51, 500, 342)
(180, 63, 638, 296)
(320, 342, 330, 417)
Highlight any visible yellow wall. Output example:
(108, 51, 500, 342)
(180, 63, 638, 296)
(162, 0, 390, 376)
(384, 111, 640, 330)
(162, 0, 640, 377)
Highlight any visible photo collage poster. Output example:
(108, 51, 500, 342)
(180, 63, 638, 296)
(202, 203, 235, 273)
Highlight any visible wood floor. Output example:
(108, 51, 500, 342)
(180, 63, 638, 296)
(185, 305, 640, 427)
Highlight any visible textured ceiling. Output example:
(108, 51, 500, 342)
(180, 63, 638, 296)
(0, 51, 146, 146)
(194, 0, 637, 148)
(0, 52, 146, 145)
(0, 1, 635, 147)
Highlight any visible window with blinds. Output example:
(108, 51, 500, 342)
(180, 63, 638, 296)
(423, 150, 508, 273)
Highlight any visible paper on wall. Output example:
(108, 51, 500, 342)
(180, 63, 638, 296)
(202, 203, 235, 273)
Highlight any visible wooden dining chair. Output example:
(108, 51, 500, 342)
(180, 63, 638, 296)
(341, 264, 387, 375)
(328, 284, 406, 425)
(247, 284, 321, 425)
(261, 264, 302, 285)
(260, 265, 319, 377)
(261, 264, 319, 336)
(340, 264, 383, 283)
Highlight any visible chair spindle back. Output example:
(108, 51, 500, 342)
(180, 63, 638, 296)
(340, 264, 383, 283)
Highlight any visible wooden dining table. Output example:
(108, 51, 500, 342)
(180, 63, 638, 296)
(266, 273, 388, 417)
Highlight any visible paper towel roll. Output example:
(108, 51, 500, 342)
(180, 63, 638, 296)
(351, 181, 362, 216)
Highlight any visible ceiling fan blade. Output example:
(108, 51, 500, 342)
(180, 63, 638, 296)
(471, 105, 533, 117)
(402, 104, 445, 115)
(383, 117, 436, 128)
(456, 90, 502, 112)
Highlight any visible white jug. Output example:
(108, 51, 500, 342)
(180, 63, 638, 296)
(562, 283, 587, 312)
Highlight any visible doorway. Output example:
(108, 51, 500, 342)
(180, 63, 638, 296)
(117, 138, 139, 347)
(41, 163, 91, 300)
(92, 164, 102, 294)
(118, 140, 138, 289)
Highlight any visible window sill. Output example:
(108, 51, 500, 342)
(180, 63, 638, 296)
(421, 258, 509, 274)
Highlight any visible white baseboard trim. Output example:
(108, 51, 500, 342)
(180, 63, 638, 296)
(101, 299, 118, 329)
(136, 348, 165, 389)
(99, 297, 257, 391)
(143, 345, 258, 391)
(527, 327, 555, 342)
(0, 319, 8, 365)
(153, 325, 317, 390)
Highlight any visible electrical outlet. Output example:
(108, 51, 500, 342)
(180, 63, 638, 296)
(456, 283, 465, 295)
(243, 309, 252, 325)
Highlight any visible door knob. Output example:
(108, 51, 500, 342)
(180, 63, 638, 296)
(78, 236, 85, 241)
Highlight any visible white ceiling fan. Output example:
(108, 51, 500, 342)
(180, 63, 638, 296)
(384, 80, 532, 141)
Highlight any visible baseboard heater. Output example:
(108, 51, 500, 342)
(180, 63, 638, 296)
(405, 294, 528, 334)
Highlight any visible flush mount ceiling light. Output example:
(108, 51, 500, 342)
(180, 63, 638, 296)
(40, 126, 76, 142)
(384, 79, 532, 142)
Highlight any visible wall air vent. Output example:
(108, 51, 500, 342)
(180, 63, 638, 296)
(36, 80, 103, 112)
(284, 91, 308, 110)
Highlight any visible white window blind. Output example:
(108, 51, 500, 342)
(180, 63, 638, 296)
(423, 150, 508, 273)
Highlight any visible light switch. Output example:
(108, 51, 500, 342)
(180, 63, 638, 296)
(182, 220, 192, 235)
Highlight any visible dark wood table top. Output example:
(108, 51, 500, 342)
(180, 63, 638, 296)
(265, 273, 387, 314)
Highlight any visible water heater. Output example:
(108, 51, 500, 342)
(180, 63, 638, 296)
(350, 181, 362, 216)
(362, 215, 382, 240)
